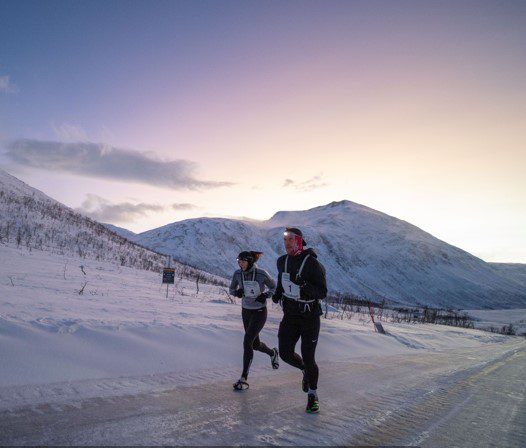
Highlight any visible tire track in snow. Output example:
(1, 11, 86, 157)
(352, 344, 526, 447)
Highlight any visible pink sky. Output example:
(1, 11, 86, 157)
(1, 1, 525, 262)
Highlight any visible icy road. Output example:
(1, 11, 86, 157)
(1, 340, 524, 446)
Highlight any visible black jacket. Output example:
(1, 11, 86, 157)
(274, 248, 327, 316)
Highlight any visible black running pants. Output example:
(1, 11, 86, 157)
(278, 313, 320, 390)
(242, 307, 273, 378)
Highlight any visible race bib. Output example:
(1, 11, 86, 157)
(281, 273, 301, 299)
(243, 280, 261, 299)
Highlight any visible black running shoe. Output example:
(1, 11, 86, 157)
(271, 348, 279, 369)
(302, 369, 309, 393)
(306, 393, 319, 413)
(233, 378, 249, 391)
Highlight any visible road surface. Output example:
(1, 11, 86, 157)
(1, 340, 524, 446)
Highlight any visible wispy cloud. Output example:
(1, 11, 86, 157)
(0, 75, 18, 94)
(4, 139, 233, 190)
(76, 194, 164, 223)
(53, 123, 88, 142)
(172, 203, 198, 211)
(282, 175, 329, 192)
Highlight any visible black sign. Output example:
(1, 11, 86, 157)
(162, 268, 175, 284)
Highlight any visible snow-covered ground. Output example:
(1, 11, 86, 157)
(0, 243, 513, 391)
(465, 308, 526, 335)
(1, 243, 525, 445)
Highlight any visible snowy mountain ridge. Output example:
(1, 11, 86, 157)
(0, 168, 224, 285)
(487, 263, 526, 291)
(1, 167, 524, 309)
(131, 201, 526, 310)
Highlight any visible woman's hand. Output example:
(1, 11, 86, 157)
(255, 292, 270, 303)
(235, 289, 244, 298)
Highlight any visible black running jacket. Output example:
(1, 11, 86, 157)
(274, 248, 327, 316)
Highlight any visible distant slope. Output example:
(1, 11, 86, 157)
(137, 216, 281, 277)
(0, 168, 224, 285)
(135, 201, 526, 309)
(488, 263, 526, 290)
(0, 167, 164, 270)
(103, 223, 137, 241)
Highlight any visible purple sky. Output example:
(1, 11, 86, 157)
(1, 0, 525, 262)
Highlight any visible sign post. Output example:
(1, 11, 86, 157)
(369, 302, 386, 334)
(162, 255, 175, 298)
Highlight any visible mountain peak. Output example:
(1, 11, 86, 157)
(268, 199, 373, 225)
(325, 200, 352, 207)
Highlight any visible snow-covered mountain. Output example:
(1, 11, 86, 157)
(134, 201, 526, 310)
(2, 166, 523, 309)
(103, 223, 137, 241)
(0, 168, 222, 285)
(488, 263, 526, 291)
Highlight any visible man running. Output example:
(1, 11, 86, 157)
(272, 227, 327, 413)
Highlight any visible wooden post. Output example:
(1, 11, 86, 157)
(166, 255, 172, 299)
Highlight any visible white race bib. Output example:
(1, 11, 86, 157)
(281, 273, 301, 299)
(243, 280, 261, 299)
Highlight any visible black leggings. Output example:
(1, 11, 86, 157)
(241, 307, 274, 378)
(278, 313, 320, 390)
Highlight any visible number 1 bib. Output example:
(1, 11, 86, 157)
(281, 254, 310, 301)
(281, 273, 301, 299)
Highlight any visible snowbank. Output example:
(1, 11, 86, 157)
(0, 244, 516, 411)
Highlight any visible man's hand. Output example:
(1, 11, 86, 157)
(234, 289, 244, 298)
(272, 293, 281, 304)
(296, 275, 315, 299)
(295, 275, 307, 288)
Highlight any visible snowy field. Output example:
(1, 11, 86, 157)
(1, 243, 525, 446)
(465, 308, 526, 335)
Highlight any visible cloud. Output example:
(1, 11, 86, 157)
(282, 175, 329, 192)
(0, 75, 18, 94)
(4, 139, 233, 190)
(172, 203, 198, 210)
(76, 194, 164, 223)
(53, 124, 88, 142)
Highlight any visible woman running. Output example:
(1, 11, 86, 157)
(229, 251, 279, 390)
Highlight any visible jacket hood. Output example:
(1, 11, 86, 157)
(301, 248, 318, 258)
